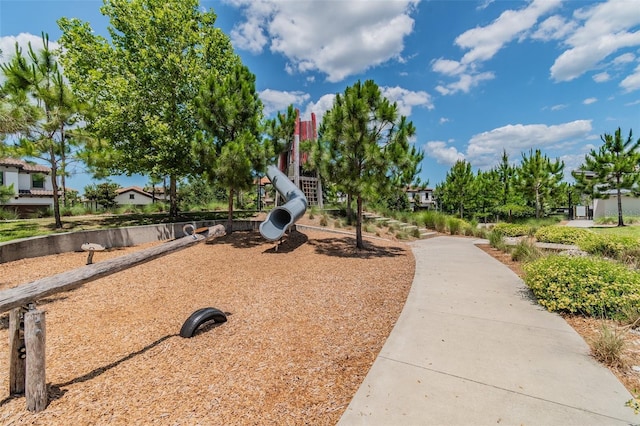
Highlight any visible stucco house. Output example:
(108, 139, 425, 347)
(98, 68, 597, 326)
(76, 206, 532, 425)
(406, 187, 437, 210)
(115, 186, 156, 206)
(0, 158, 57, 215)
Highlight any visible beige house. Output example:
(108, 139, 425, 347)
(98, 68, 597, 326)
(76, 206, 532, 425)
(0, 158, 57, 215)
(406, 187, 437, 210)
(115, 186, 156, 206)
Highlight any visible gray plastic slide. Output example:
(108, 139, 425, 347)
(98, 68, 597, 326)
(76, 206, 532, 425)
(259, 165, 308, 241)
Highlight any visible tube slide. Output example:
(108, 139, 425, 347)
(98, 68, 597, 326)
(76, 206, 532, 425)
(259, 165, 308, 241)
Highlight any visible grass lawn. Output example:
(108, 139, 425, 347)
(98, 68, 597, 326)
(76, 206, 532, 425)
(591, 224, 640, 239)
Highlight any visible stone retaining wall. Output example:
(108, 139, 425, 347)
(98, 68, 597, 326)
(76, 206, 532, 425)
(0, 220, 264, 264)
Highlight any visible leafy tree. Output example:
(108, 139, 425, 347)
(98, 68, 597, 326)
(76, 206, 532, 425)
(1, 34, 85, 228)
(316, 79, 423, 249)
(436, 160, 475, 219)
(517, 149, 564, 219)
(473, 169, 501, 222)
(84, 182, 119, 210)
(573, 128, 640, 226)
(495, 149, 516, 206)
(58, 0, 239, 219)
(195, 63, 267, 231)
(265, 104, 297, 165)
(0, 184, 15, 204)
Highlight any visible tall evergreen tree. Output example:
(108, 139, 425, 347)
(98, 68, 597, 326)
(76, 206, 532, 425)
(573, 128, 640, 226)
(517, 149, 564, 219)
(436, 159, 475, 219)
(317, 80, 423, 249)
(1, 34, 85, 228)
(195, 63, 267, 232)
(58, 0, 239, 219)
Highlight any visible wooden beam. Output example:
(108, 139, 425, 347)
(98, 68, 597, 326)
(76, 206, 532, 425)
(8, 307, 26, 395)
(0, 225, 225, 314)
(25, 310, 46, 412)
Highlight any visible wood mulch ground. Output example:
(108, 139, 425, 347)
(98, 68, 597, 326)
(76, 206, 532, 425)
(0, 227, 414, 425)
(477, 243, 640, 403)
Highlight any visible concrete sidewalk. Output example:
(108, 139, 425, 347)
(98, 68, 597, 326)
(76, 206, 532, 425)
(338, 236, 638, 426)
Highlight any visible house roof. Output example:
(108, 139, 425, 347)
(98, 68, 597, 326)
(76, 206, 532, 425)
(0, 158, 51, 173)
(116, 186, 153, 197)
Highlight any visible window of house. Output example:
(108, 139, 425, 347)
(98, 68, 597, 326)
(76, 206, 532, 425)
(129, 194, 135, 200)
(32, 174, 45, 189)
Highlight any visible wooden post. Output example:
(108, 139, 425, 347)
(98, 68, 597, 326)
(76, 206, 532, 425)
(25, 310, 47, 412)
(8, 307, 26, 395)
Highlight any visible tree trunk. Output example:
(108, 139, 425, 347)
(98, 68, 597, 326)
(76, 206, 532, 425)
(347, 193, 353, 225)
(227, 187, 234, 234)
(49, 148, 62, 229)
(169, 176, 178, 219)
(356, 195, 364, 249)
(535, 187, 541, 219)
(617, 186, 624, 227)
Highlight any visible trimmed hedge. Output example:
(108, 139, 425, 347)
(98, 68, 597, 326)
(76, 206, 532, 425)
(577, 233, 640, 259)
(523, 255, 640, 319)
(534, 226, 593, 245)
(492, 223, 532, 237)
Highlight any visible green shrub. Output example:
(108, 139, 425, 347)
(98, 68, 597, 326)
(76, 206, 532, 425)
(489, 230, 508, 251)
(0, 208, 19, 220)
(395, 230, 409, 240)
(534, 226, 593, 245)
(447, 217, 463, 235)
(412, 228, 421, 238)
(511, 239, 543, 262)
(590, 323, 626, 368)
(434, 215, 447, 233)
(492, 223, 532, 237)
(523, 255, 640, 318)
(421, 211, 436, 229)
(577, 233, 640, 259)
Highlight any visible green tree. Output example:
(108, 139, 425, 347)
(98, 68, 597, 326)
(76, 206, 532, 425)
(195, 63, 267, 231)
(265, 104, 297, 164)
(573, 128, 640, 226)
(436, 160, 475, 219)
(517, 149, 564, 219)
(1, 34, 85, 228)
(84, 182, 120, 210)
(317, 79, 423, 249)
(58, 0, 239, 219)
(473, 169, 501, 222)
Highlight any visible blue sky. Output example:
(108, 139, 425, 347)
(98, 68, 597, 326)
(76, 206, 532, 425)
(1, 0, 639, 193)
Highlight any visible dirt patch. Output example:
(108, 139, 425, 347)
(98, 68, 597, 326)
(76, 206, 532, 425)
(0, 228, 414, 425)
(477, 242, 640, 402)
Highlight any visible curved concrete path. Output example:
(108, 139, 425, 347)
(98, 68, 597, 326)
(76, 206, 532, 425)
(338, 236, 638, 425)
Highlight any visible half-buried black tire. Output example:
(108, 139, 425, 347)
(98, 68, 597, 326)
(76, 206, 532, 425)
(180, 307, 227, 338)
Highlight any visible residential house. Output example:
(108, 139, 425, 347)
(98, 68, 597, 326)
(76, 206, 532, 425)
(0, 158, 57, 215)
(406, 186, 436, 210)
(115, 186, 156, 206)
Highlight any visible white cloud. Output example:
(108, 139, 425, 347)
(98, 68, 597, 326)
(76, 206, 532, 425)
(302, 93, 336, 124)
(583, 97, 597, 105)
(455, 0, 561, 65)
(259, 89, 311, 117)
(425, 141, 464, 165)
(621, 63, 640, 92)
(439, 117, 450, 124)
(227, 0, 419, 82)
(431, 58, 466, 76)
(530, 15, 576, 41)
(465, 120, 593, 169)
(550, 0, 640, 82)
(381, 86, 434, 116)
(433, 0, 559, 96)
(613, 52, 636, 65)
(550, 104, 568, 111)
(477, 0, 495, 11)
(0, 33, 59, 64)
(593, 72, 610, 83)
(435, 71, 495, 95)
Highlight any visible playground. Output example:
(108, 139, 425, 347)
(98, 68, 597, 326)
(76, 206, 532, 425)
(0, 227, 414, 424)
